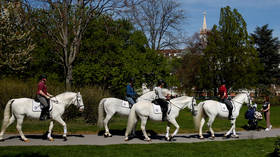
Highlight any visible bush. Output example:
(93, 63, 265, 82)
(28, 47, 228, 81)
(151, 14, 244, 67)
(0, 79, 111, 124)
(274, 137, 280, 157)
(79, 86, 111, 124)
(270, 96, 280, 106)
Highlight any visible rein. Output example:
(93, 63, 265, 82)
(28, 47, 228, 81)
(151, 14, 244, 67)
(169, 97, 194, 111)
(51, 93, 83, 108)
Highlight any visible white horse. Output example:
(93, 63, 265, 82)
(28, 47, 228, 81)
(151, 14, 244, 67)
(124, 96, 197, 141)
(97, 89, 171, 137)
(194, 92, 251, 139)
(0, 92, 84, 142)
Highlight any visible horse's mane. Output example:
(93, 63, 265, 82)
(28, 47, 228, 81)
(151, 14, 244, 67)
(233, 92, 249, 100)
(170, 96, 191, 103)
(55, 92, 76, 98)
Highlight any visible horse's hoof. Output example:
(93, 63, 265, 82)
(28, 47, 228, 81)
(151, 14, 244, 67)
(144, 138, 151, 142)
(63, 137, 67, 141)
(169, 136, 174, 141)
(108, 134, 112, 137)
(231, 135, 239, 138)
(125, 137, 129, 141)
(104, 134, 108, 138)
(48, 137, 54, 141)
(165, 137, 169, 141)
(223, 134, 229, 139)
(0, 139, 4, 142)
(23, 139, 30, 143)
(209, 136, 215, 140)
(199, 136, 204, 139)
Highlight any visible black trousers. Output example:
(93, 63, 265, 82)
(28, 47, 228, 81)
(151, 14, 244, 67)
(154, 99, 168, 120)
(222, 98, 233, 118)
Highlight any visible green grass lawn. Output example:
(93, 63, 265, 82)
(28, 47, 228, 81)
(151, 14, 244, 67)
(1, 105, 280, 135)
(0, 137, 278, 157)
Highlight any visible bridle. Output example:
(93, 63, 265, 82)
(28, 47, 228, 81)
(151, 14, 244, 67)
(74, 93, 84, 109)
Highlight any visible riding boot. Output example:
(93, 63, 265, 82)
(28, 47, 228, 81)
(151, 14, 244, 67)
(162, 112, 167, 121)
(228, 109, 233, 120)
(46, 107, 50, 119)
(40, 108, 47, 121)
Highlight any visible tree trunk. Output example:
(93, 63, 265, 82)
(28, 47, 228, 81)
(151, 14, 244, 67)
(65, 64, 73, 90)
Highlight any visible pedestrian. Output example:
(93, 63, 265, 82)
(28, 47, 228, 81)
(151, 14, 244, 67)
(261, 96, 272, 131)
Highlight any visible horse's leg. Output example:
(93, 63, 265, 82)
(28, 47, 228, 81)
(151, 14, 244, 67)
(54, 116, 68, 141)
(47, 121, 54, 141)
(140, 116, 150, 141)
(165, 122, 171, 140)
(225, 119, 237, 137)
(16, 115, 29, 142)
(199, 117, 205, 139)
(207, 116, 216, 139)
(132, 118, 138, 137)
(231, 120, 238, 138)
(103, 112, 114, 137)
(169, 118, 180, 141)
(0, 115, 15, 141)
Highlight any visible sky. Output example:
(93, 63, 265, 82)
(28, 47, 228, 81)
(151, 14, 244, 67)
(178, 0, 280, 38)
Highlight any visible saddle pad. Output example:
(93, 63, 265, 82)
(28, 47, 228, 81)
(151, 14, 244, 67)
(32, 100, 53, 112)
(153, 104, 162, 114)
(121, 101, 130, 108)
(220, 102, 236, 113)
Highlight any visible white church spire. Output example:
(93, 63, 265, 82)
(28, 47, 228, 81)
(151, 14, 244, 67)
(202, 11, 207, 31)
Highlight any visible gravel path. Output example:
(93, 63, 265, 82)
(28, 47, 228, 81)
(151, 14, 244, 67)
(0, 128, 279, 146)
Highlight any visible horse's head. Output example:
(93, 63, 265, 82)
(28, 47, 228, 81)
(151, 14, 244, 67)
(190, 97, 197, 116)
(244, 91, 252, 106)
(236, 91, 252, 106)
(74, 92, 84, 112)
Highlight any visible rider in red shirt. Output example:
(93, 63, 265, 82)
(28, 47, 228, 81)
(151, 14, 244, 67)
(36, 74, 53, 120)
(219, 80, 233, 120)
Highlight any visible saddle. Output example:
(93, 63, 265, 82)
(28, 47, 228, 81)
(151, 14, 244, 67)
(151, 99, 170, 115)
(32, 99, 53, 112)
(121, 101, 130, 108)
(219, 101, 236, 112)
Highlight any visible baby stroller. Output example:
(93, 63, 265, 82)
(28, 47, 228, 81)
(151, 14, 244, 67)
(245, 103, 263, 130)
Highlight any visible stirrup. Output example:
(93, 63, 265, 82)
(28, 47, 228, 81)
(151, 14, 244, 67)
(40, 115, 47, 121)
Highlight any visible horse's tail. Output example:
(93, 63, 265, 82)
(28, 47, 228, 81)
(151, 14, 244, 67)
(125, 105, 137, 137)
(193, 101, 205, 130)
(97, 98, 106, 128)
(1, 99, 14, 131)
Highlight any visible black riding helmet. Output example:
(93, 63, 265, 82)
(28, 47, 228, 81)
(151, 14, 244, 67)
(157, 79, 165, 87)
(39, 74, 47, 80)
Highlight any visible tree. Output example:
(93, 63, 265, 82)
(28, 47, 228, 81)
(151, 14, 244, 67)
(251, 24, 280, 93)
(0, 1, 35, 75)
(124, 0, 185, 50)
(177, 33, 205, 92)
(31, 0, 140, 90)
(73, 16, 176, 96)
(200, 6, 261, 91)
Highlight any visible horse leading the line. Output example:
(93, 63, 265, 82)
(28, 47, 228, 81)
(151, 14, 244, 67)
(125, 96, 197, 141)
(194, 92, 252, 139)
(0, 92, 84, 142)
(97, 89, 171, 137)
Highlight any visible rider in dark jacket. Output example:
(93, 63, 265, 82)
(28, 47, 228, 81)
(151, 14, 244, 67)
(125, 78, 137, 107)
